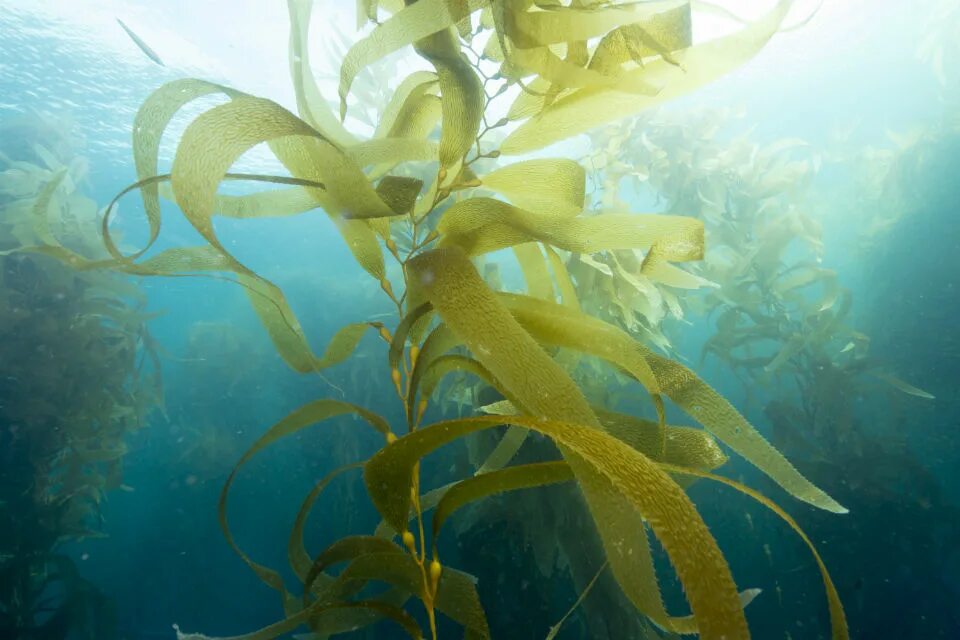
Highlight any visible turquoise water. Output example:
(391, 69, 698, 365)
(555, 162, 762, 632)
(1, 1, 958, 638)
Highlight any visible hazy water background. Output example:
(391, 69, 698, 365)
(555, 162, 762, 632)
(1, 0, 958, 638)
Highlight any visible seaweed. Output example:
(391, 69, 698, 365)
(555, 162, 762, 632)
(0, 116, 160, 639)
(84, 2, 856, 639)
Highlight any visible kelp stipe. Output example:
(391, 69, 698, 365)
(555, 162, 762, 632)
(93, 1, 852, 639)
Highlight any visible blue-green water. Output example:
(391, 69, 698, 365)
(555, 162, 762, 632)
(1, 1, 958, 639)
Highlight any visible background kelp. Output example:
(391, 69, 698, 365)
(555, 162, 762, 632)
(0, 115, 160, 639)
(832, 87, 960, 636)
(581, 55, 953, 634)
(585, 105, 933, 403)
(94, 2, 853, 639)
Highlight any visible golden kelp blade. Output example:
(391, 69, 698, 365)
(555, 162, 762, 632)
(168, 96, 396, 239)
(129, 80, 388, 282)
(438, 197, 704, 259)
(374, 71, 440, 136)
(404, 246, 749, 639)
(644, 347, 847, 513)
(412, 25, 484, 172)
(477, 401, 749, 636)
(589, 3, 694, 73)
(480, 159, 586, 216)
(501, 0, 794, 154)
(499, 292, 846, 514)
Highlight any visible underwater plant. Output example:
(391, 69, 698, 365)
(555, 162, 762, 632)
(585, 105, 936, 403)
(53, 1, 859, 638)
(0, 115, 160, 639)
(583, 94, 948, 637)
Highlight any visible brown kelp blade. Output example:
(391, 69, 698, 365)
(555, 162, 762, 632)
(402, 246, 749, 639)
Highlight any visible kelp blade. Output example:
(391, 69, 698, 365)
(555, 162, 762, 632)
(403, 247, 749, 639)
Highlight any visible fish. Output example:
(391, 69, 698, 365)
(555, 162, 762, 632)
(116, 18, 165, 67)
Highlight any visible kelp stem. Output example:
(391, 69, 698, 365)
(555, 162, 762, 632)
(409, 464, 438, 639)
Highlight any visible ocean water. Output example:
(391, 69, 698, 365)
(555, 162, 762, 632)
(0, 1, 958, 639)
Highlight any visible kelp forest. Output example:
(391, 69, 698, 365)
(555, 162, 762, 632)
(0, 1, 957, 639)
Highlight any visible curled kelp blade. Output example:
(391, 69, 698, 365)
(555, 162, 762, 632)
(492, 0, 688, 105)
(144, 81, 410, 282)
(168, 95, 394, 242)
(129, 79, 239, 262)
(287, 466, 365, 587)
(374, 70, 440, 138)
(390, 311, 534, 469)
(218, 400, 390, 599)
(103, 175, 377, 375)
(298, 535, 415, 636)
(183, 403, 410, 640)
(404, 246, 748, 639)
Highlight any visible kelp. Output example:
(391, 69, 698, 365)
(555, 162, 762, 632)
(587, 105, 933, 409)
(0, 116, 160, 639)
(83, 1, 857, 639)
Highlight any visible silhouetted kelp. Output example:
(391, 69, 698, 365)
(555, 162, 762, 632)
(0, 116, 160, 639)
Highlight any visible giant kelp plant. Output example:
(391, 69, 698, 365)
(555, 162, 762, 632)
(0, 115, 160, 639)
(35, 1, 854, 638)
